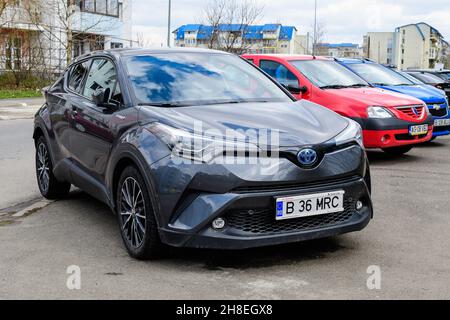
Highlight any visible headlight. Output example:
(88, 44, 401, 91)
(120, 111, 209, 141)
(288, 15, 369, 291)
(367, 106, 393, 118)
(332, 119, 364, 147)
(146, 123, 257, 163)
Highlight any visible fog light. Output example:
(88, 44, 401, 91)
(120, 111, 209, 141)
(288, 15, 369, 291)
(381, 134, 391, 144)
(356, 201, 363, 211)
(212, 218, 226, 230)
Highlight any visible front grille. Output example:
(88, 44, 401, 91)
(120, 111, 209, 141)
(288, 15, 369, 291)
(395, 133, 428, 141)
(429, 105, 448, 117)
(226, 198, 357, 235)
(232, 176, 360, 193)
(434, 126, 450, 133)
(396, 105, 425, 119)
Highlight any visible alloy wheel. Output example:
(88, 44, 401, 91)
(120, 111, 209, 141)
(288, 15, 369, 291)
(37, 143, 50, 193)
(119, 177, 146, 248)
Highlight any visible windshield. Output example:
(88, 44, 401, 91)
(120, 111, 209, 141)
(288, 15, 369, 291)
(124, 53, 291, 106)
(290, 60, 369, 89)
(439, 72, 450, 80)
(398, 71, 424, 85)
(410, 72, 445, 84)
(347, 63, 414, 86)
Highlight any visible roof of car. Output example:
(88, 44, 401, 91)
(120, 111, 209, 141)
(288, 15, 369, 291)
(242, 54, 331, 61)
(74, 47, 231, 61)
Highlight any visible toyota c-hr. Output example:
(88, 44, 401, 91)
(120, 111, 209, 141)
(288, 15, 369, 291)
(34, 48, 373, 259)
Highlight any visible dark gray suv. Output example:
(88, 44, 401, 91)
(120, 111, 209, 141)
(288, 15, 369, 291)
(34, 48, 373, 259)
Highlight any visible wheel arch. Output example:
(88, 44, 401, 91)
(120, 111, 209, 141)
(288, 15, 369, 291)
(106, 145, 161, 221)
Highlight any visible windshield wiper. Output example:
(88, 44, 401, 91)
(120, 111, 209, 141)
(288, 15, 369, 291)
(138, 102, 188, 107)
(320, 85, 348, 89)
(346, 84, 369, 88)
(372, 83, 391, 86)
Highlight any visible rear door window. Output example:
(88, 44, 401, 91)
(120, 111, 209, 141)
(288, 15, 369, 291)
(68, 61, 91, 93)
(260, 60, 298, 87)
(82, 58, 120, 103)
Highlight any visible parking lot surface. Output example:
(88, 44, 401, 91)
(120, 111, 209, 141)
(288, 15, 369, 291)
(0, 119, 449, 299)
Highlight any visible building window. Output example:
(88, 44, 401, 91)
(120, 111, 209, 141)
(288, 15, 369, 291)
(5, 37, 22, 70)
(111, 42, 123, 49)
(77, 0, 119, 17)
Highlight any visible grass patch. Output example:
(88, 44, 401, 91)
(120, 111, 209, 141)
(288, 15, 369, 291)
(0, 89, 43, 99)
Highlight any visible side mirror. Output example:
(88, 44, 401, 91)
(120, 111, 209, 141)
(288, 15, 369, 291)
(284, 83, 308, 95)
(92, 88, 106, 106)
(92, 88, 117, 111)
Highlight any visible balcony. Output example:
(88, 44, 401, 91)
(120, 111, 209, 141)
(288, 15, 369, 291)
(0, 6, 42, 30)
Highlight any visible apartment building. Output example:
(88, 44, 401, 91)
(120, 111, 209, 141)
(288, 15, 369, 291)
(0, 0, 134, 74)
(363, 32, 394, 65)
(394, 23, 448, 70)
(315, 43, 362, 58)
(173, 23, 312, 54)
(364, 23, 448, 69)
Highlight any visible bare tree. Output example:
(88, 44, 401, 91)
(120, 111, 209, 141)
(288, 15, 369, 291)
(312, 21, 327, 55)
(203, 0, 264, 54)
(136, 32, 153, 48)
(25, 0, 121, 69)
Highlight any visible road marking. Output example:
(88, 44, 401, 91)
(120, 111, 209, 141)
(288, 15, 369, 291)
(12, 200, 54, 217)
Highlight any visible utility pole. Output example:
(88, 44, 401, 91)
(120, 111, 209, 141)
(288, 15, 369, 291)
(313, 0, 317, 55)
(167, 0, 172, 47)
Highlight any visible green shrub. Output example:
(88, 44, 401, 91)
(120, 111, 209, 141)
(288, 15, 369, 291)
(0, 71, 53, 90)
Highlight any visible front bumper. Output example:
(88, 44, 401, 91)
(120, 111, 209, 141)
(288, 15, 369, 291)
(428, 103, 450, 137)
(352, 116, 434, 149)
(159, 177, 372, 250)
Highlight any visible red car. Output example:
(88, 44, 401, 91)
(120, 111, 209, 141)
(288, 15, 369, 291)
(242, 54, 434, 154)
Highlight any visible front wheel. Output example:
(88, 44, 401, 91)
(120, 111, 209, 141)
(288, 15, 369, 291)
(382, 145, 413, 156)
(116, 166, 163, 260)
(35, 136, 71, 199)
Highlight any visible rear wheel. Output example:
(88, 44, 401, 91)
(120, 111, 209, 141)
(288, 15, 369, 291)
(382, 145, 413, 156)
(35, 136, 71, 199)
(116, 166, 163, 260)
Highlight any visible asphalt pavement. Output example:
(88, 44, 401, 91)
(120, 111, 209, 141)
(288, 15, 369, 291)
(0, 117, 449, 300)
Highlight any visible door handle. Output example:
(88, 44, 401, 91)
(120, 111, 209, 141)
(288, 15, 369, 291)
(71, 105, 78, 117)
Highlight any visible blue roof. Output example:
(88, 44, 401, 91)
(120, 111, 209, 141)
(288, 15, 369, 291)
(243, 25, 264, 40)
(197, 26, 213, 40)
(279, 26, 296, 40)
(218, 24, 247, 32)
(322, 43, 359, 48)
(174, 24, 297, 41)
(262, 24, 281, 32)
(183, 24, 202, 32)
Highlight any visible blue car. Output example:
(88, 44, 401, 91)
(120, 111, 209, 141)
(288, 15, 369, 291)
(337, 58, 450, 139)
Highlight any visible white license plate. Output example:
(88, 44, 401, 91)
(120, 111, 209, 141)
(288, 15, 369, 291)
(434, 119, 450, 127)
(276, 191, 345, 221)
(409, 124, 428, 136)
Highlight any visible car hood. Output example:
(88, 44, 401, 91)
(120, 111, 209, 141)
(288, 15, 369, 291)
(139, 100, 349, 147)
(324, 87, 423, 108)
(376, 84, 446, 103)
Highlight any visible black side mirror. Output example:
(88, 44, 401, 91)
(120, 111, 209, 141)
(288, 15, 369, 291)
(92, 88, 117, 111)
(92, 88, 106, 106)
(284, 83, 308, 95)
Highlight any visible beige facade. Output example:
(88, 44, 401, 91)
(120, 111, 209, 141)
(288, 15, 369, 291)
(394, 23, 448, 70)
(363, 32, 394, 65)
(364, 23, 448, 70)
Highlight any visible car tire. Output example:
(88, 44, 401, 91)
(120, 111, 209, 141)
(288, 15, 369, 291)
(116, 166, 163, 260)
(35, 136, 71, 199)
(382, 145, 413, 156)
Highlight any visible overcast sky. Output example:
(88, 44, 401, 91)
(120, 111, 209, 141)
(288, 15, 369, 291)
(133, 0, 450, 46)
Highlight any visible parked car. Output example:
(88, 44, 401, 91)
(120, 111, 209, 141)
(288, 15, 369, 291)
(242, 54, 433, 155)
(404, 71, 450, 99)
(406, 69, 450, 82)
(34, 48, 373, 259)
(337, 58, 450, 139)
